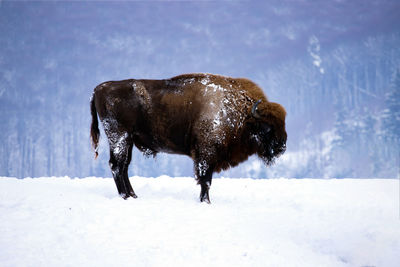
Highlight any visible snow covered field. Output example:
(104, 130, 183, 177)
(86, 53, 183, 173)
(0, 176, 399, 267)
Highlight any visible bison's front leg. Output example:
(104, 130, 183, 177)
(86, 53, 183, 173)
(195, 159, 214, 204)
(108, 132, 137, 199)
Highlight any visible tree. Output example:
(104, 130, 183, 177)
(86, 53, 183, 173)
(380, 70, 400, 177)
(382, 70, 400, 143)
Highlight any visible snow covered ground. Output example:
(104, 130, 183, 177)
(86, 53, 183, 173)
(0, 176, 399, 267)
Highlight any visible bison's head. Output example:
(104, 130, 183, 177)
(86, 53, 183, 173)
(250, 99, 287, 165)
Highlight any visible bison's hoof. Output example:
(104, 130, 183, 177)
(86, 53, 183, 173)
(120, 193, 129, 199)
(200, 196, 211, 204)
(120, 192, 138, 199)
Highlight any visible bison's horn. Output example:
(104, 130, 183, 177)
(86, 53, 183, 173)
(251, 99, 262, 119)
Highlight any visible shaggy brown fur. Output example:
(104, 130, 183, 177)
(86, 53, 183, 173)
(90, 73, 287, 203)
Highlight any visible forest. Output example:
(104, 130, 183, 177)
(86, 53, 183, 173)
(0, 1, 399, 178)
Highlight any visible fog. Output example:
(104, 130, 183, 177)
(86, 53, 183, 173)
(1, 1, 399, 178)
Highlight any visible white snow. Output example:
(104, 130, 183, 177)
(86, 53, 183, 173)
(114, 132, 129, 155)
(200, 76, 210, 85)
(207, 82, 225, 93)
(0, 176, 399, 267)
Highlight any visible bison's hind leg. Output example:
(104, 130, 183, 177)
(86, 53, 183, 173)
(108, 131, 137, 199)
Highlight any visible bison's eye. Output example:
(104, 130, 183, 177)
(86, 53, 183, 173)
(261, 123, 271, 133)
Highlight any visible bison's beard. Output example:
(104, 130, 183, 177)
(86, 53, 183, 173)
(255, 127, 287, 166)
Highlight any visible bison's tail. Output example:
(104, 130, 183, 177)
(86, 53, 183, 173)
(90, 93, 100, 159)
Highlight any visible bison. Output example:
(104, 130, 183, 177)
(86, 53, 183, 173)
(90, 73, 287, 203)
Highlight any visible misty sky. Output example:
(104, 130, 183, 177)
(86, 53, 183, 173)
(1, 0, 399, 79)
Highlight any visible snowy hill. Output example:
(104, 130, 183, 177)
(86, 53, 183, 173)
(0, 177, 398, 267)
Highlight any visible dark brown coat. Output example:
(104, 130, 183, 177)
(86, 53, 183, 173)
(90, 73, 287, 202)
